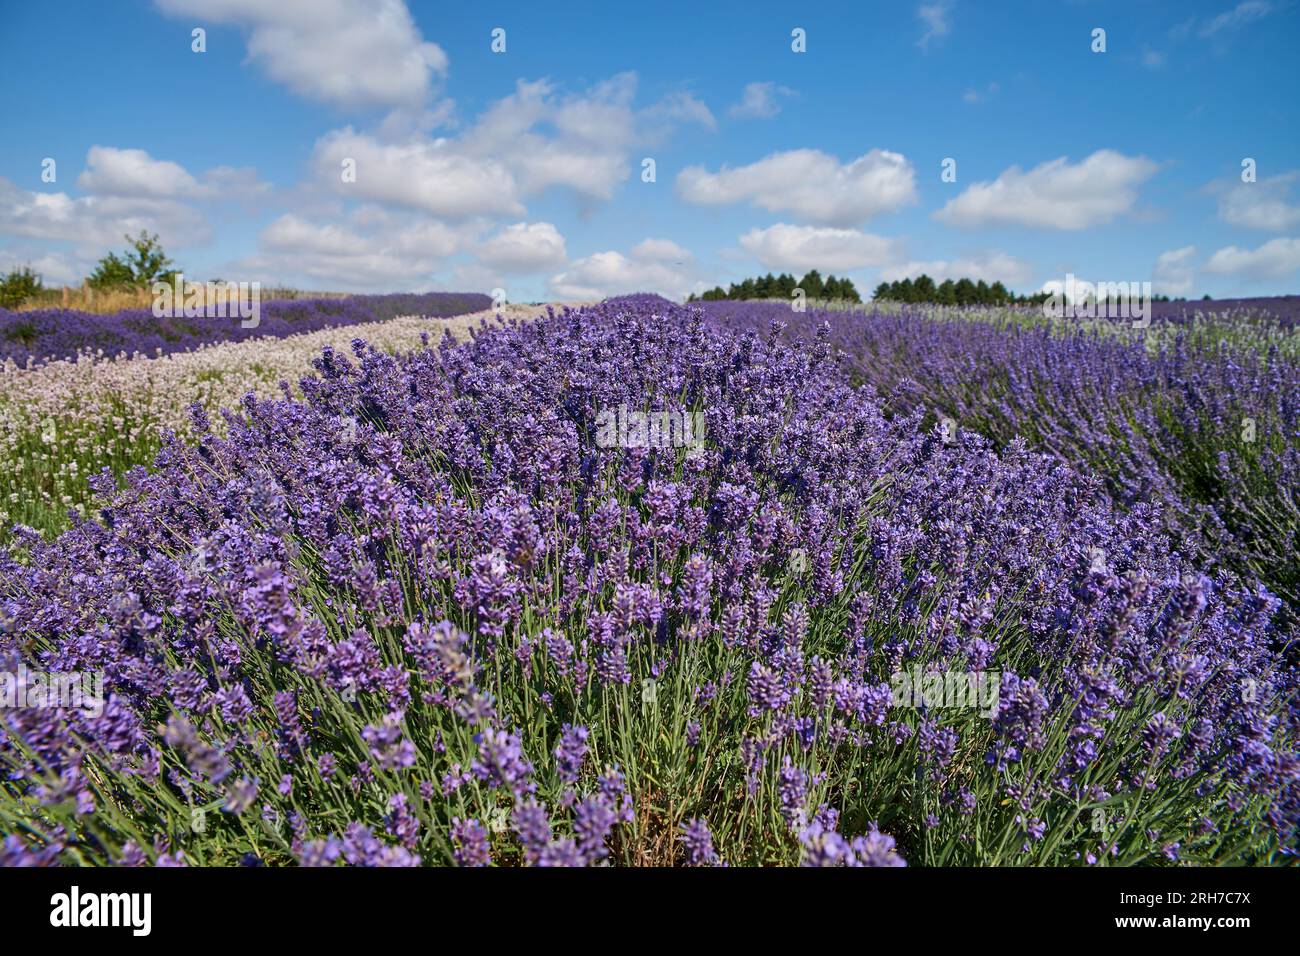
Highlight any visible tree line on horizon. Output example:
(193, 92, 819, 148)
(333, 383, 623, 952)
(688, 270, 862, 302)
(872, 275, 1199, 306)
(872, 275, 1049, 306)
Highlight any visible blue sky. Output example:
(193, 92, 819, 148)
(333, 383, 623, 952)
(1, 0, 1297, 300)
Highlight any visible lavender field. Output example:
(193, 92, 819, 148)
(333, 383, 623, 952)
(3, 2, 1299, 897)
(0, 292, 491, 367)
(2, 293, 1296, 868)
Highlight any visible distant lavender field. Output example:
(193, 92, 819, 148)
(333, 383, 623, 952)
(0, 292, 493, 366)
(701, 298, 1300, 619)
(1152, 296, 1300, 329)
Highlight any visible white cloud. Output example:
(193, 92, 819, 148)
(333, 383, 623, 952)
(75, 146, 270, 202)
(1211, 171, 1300, 231)
(0, 247, 82, 286)
(476, 222, 567, 273)
(1153, 245, 1197, 296)
(154, 0, 447, 111)
(1199, 1, 1277, 37)
(462, 75, 711, 201)
(677, 149, 917, 226)
(738, 224, 901, 272)
(729, 82, 793, 119)
(548, 239, 698, 300)
(77, 146, 204, 199)
(880, 251, 1033, 286)
(241, 210, 476, 289)
(917, 1, 953, 50)
(0, 177, 209, 249)
(645, 91, 716, 131)
(0, 147, 274, 277)
(1204, 237, 1300, 279)
(935, 150, 1158, 230)
(314, 75, 712, 218)
(312, 128, 523, 219)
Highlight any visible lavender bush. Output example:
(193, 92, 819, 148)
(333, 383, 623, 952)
(704, 301, 1300, 621)
(0, 292, 492, 367)
(1, 296, 1296, 866)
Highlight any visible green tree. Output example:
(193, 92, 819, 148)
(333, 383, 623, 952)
(125, 231, 177, 286)
(872, 282, 891, 301)
(937, 279, 957, 305)
(913, 274, 937, 302)
(0, 266, 44, 308)
(87, 231, 178, 290)
(799, 270, 824, 299)
(87, 252, 136, 290)
(953, 278, 977, 305)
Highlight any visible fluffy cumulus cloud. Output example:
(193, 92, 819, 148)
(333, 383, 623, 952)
(729, 82, 793, 119)
(311, 128, 523, 219)
(154, 0, 447, 111)
(1153, 245, 1198, 296)
(1203, 237, 1300, 279)
(459, 75, 636, 202)
(1210, 171, 1300, 231)
(0, 176, 209, 250)
(880, 250, 1034, 286)
(935, 150, 1158, 230)
(476, 222, 567, 273)
(738, 224, 901, 272)
(677, 149, 917, 226)
(238, 209, 478, 289)
(76, 146, 269, 202)
(0, 145, 275, 263)
(548, 238, 698, 300)
(77, 146, 205, 199)
(461, 74, 711, 200)
(312, 74, 712, 218)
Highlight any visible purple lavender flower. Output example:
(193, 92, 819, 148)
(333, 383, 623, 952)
(554, 724, 589, 786)
(680, 818, 722, 866)
(451, 818, 491, 867)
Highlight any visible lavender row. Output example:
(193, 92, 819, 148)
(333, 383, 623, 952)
(1, 296, 1296, 866)
(0, 292, 493, 367)
(703, 300, 1300, 618)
